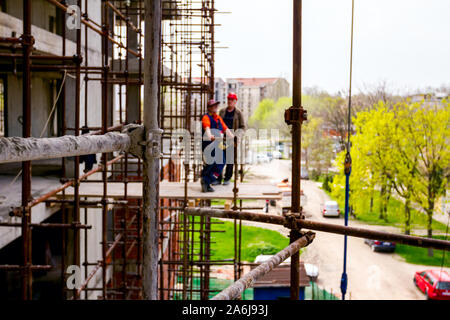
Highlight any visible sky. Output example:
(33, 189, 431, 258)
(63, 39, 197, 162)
(214, 0, 450, 95)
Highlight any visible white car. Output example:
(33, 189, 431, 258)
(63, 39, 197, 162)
(272, 151, 283, 159)
(304, 263, 319, 282)
(322, 200, 340, 217)
(256, 153, 270, 163)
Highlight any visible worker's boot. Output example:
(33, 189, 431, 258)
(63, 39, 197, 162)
(201, 180, 215, 193)
(222, 179, 230, 186)
(201, 179, 208, 193)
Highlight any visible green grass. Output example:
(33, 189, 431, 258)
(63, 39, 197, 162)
(353, 194, 447, 232)
(395, 235, 450, 267)
(323, 188, 448, 232)
(323, 186, 449, 266)
(211, 199, 255, 206)
(209, 218, 290, 262)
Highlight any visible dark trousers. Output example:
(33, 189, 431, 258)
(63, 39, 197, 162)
(201, 141, 226, 185)
(218, 164, 234, 182)
(217, 145, 234, 182)
(201, 163, 216, 185)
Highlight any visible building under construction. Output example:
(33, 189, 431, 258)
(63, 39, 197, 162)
(0, 0, 448, 301)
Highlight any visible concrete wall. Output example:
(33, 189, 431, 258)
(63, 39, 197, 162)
(4, 0, 57, 34)
(64, 0, 103, 131)
(0, 0, 103, 136)
(79, 206, 112, 299)
(266, 78, 290, 103)
(6, 74, 54, 138)
(0, 2, 119, 298)
(238, 86, 260, 122)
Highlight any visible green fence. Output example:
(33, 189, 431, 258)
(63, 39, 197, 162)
(173, 276, 340, 300)
(173, 276, 254, 300)
(305, 281, 339, 300)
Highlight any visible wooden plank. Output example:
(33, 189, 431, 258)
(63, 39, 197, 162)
(56, 181, 282, 200)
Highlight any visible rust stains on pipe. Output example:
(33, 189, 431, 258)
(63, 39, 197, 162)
(184, 208, 286, 226)
(184, 208, 450, 251)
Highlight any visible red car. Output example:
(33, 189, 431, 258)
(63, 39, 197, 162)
(414, 270, 450, 300)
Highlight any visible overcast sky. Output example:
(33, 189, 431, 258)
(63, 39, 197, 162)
(214, 0, 450, 95)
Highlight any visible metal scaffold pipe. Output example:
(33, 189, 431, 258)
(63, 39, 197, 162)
(290, 0, 304, 301)
(143, 0, 163, 300)
(0, 133, 131, 164)
(22, 0, 33, 300)
(211, 232, 316, 300)
(184, 208, 450, 251)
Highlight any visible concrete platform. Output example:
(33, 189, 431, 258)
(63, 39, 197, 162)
(0, 175, 61, 248)
(57, 181, 282, 200)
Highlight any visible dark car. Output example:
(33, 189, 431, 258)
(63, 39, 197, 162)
(364, 239, 396, 252)
(414, 270, 450, 300)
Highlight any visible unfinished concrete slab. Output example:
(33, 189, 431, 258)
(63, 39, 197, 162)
(56, 181, 283, 201)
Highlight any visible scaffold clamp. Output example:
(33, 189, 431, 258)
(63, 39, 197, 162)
(284, 106, 307, 125)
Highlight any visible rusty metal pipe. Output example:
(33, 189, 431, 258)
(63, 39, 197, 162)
(45, 0, 141, 58)
(211, 232, 315, 300)
(0, 37, 21, 43)
(6, 155, 124, 214)
(142, 0, 162, 301)
(184, 207, 286, 225)
(21, 0, 33, 300)
(0, 222, 91, 229)
(184, 208, 450, 251)
(75, 213, 137, 298)
(290, 0, 304, 301)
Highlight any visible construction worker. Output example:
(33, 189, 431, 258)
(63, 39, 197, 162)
(216, 92, 246, 185)
(201, 99, 234, 192)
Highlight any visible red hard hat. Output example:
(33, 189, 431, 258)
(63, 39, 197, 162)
(227, 92, 238, 100)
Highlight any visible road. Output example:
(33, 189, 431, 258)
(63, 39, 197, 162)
(244, 159, 450, 300)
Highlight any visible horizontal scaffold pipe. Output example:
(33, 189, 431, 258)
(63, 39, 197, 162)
(184, 208, 450, 251)
(184, 207, 286, 225)
(0, 132, 131, 164)
(211, 231, 316, 300)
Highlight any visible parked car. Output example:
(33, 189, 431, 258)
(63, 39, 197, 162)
(364, 239, 396, 252)
(256, 153, 270, 163)
(322, 201, 340, 218)
(300, 167, 309, 180)
(272, 151, 282, 159)
(304, 263, 319, 282)
(414, 270, 450, 300)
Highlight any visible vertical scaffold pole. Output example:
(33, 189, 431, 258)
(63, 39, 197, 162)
(21, 0, 33, 300)
(290, 0, 303, 301)
(143, 0, 162, 300)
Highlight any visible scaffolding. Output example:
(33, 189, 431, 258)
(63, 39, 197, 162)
(0, 0, 448, 302)
(0, 0, 221, 300)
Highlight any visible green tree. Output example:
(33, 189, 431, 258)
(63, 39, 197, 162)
(331, 100, 450, 242)
(248, 99, 275, 129)
(404, 100, 450, 253)
(351, 104, 397, 222)
(384, 102, 421, 234)
(249, 97, 292, 138)
(302, 117, 334, 175)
